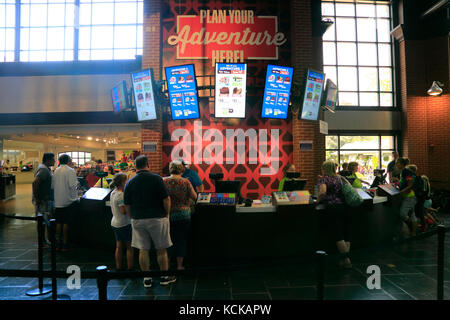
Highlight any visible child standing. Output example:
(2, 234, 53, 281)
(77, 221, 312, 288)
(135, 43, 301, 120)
(109, 173, 134, 271)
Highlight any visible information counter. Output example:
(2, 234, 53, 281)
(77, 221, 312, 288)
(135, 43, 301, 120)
(70, 185, 403, 267)
(0, 174, 16, 200)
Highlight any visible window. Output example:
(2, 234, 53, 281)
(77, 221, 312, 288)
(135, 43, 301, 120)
(78, 0, 143, 60)
(20, 0, 75, 62)
(326, 134, 396, 183)
(0, 0, 15, 62)
(58, 151, 91, 166)
(322, 1, 394, 107)
(0, 0, 143, 62)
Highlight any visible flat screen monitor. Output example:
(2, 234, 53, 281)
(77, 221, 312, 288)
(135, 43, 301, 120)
(214, 180, 241, 201)
(82, 187, 111, 201)
(215, 63, 247, 118)
(286, 172, 301, 179)
(165, 64, 200, 120)
(261, 64, 294, 119)
(282, 179, 307, 191)
(131, 69, 157, 121)
(111, 80, 129, 113)
(299, 69, 325, 121)
(322, 79, 338, 113)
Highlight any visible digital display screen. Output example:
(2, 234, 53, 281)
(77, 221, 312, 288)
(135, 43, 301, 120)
(131, 69, 157, 121)
(215, 63, 247, 118)
(111, 81, 129, 113)
(300, 69, 325, 121)
(165, 64, 200, 120)
(323, 79, 338, 112)
(261, 65, 293, 119)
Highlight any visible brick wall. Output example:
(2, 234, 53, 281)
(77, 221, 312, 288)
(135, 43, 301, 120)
(398, 35, 450, 189)
(291, 0, 325, 192)
(141, 0, 163, 174)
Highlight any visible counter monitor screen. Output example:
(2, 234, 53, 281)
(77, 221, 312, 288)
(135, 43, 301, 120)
(215, 63, 247, 118)
(283, 179, 307, 192)
(215, 180, 241, 200)
(165, 64, 200, 120)
(322, 79, 338, 113)
(131, 69, 157, 121)
(261, 65, 294, 119)
(299, 69, 325, 121)
(111, 80, 129, 113)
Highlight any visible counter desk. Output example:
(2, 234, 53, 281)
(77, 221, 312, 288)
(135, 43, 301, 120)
(190, 189, 402, 266)
(0, 174, 16, 200)
(69, 186, 403, 267)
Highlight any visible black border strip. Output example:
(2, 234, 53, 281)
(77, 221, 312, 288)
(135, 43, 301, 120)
(0, 111, 138, 126)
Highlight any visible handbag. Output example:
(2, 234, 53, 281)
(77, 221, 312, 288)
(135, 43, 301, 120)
(339, 176, 364, 207)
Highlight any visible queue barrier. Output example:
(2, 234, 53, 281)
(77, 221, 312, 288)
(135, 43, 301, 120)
(1, 214, 52, 296)
(0, 214, 448, 300)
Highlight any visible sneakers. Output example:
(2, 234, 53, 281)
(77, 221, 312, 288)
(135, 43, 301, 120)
(160, 276, 177, 286)
(143, 277, 153, 288)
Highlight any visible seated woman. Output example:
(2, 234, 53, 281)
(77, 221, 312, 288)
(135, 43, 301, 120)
(94, 165, 115, 188)
(163, 161, 197, 270)
(278, 163, 296, 191)
(317, 160, 352, 269)
(347, 162, 370, 188)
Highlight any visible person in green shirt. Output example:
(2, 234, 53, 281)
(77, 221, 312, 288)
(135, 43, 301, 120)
(278, 163, 296, 191)
(348, 162, 370, 188)
(94, 165, 115, 188)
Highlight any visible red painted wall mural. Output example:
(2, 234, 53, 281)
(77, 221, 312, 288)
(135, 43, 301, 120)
(161, 0, 293, 199)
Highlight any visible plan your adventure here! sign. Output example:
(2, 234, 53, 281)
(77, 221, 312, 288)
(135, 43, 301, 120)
(167, 9, 287, 66)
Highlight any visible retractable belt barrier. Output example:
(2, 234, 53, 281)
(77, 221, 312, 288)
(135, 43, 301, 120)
(0, 214, 448, 300)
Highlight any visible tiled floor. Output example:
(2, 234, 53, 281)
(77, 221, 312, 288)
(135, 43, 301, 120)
(0, 213, 449, 300)
(0, 183, 449, 300)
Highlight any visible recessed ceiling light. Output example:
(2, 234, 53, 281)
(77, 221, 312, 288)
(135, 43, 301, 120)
(76, 136, 80, 139)
(87, 137, 92, 141)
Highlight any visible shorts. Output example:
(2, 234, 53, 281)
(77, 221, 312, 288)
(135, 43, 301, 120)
(112, 224, 132, 243)
(399, 197, 417, 223)
(54, 201, 77, 224)
(131, 217, 172, 251)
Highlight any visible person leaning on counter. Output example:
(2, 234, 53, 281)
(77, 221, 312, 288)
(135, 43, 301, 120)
(278, 163, 296, 191)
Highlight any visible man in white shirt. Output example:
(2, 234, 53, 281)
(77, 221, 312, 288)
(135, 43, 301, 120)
(52, 154, 79, 251)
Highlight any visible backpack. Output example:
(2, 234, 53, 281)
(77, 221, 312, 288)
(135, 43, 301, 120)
(413, 175, 426, 199)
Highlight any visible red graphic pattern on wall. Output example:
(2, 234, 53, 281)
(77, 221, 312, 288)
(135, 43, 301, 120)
(161, 0, 293, 199)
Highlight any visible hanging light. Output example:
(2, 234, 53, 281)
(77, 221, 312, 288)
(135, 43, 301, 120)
(427, 81, 444, 96)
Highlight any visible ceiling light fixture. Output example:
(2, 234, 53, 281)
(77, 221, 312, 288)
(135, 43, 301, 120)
(87, 137, 93, 141)
(427, 81, 444, 96)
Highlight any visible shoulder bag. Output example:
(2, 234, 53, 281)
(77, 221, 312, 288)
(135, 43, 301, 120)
(339, 176, 364, 207)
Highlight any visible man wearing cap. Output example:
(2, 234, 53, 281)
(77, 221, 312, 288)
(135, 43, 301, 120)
(180, 160, 204, 194)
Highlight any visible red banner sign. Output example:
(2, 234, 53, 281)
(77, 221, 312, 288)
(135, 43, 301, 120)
(167, 10, 287, 64)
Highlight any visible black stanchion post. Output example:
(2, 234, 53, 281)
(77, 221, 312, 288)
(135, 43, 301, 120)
(50, 219, 57, 301)
(96, 266, 109, 301)
(26, 214, 52, 296)
(316, 251, 327, 300)
(437, 225, 445, 300)
(48, 219, 71, 300)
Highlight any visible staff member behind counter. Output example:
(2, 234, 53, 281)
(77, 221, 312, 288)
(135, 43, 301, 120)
(278, 163, 296, 191)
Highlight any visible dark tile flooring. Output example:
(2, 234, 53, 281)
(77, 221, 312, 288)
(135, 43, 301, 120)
(0, 214, 449, 300)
